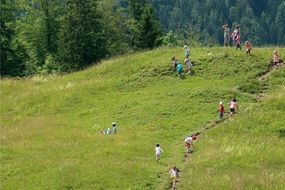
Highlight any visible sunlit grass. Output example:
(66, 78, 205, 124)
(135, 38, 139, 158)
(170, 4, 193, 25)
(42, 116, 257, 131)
(1, 47, 285, 189)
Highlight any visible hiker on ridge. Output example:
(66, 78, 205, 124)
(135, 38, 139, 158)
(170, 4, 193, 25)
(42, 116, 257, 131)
(244, 41, 253, 55)
(223, 24, 231, 47)
(231, 25, 241, 51)
(183, 43, 190, 59)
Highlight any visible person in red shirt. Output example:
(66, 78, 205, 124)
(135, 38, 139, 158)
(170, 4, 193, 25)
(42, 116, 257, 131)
(218, 101, 225, 120)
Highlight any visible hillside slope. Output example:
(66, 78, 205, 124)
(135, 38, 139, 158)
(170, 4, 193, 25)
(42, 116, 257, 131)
(1, 47, 285, 190)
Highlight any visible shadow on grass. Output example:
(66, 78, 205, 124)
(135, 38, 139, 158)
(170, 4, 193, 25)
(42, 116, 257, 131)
(278, 129, 285, 138)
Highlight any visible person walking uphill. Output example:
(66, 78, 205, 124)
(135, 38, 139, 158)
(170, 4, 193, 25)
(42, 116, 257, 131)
(169, 165, 180, 190)
(155, 144, 164, 162)
(272, 50, 280, 66)
(171, 56, 178, 70)
(223, 24, 231, 47)
(229, 98, 238, 117)
(176, 61, 183, 79)
(231, 25, 241, 51)
(183, 43, 190, 59)
(184, 135, 197, 153)
(218, 101, 225, 120)
(184, 58, 193, 75)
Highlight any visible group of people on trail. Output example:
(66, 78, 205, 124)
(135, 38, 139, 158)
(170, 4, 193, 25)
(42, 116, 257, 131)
(223, 24, 252, 54)
(218, 98, 238, 120)
(155, 98, 239, 188)
(170, 23, 282, 80)
(171, 43, 193, 79)
(155, 134, 197, 189)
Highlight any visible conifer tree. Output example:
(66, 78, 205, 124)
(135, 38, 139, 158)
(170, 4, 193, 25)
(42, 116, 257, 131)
(0, 0, 28, 76)
(127, 1, 162, 49)
(133, 5, 162, 49)
(57, 0, 107, 71)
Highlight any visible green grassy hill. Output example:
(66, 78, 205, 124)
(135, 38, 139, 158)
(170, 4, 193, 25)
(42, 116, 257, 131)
(1, 47, 285, 190)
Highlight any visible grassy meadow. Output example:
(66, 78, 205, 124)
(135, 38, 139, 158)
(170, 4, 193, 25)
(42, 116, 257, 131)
(1, 47, 285, 190)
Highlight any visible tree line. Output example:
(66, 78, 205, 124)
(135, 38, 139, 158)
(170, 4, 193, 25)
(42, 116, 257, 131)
(1, 0, 285, 77)
(150, 0, 285, 46)
(0, 0, 162, 76)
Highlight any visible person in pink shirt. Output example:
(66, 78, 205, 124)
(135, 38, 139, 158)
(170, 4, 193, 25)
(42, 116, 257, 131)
(229, 98, 238, 116)
(231, 25, 241, 51)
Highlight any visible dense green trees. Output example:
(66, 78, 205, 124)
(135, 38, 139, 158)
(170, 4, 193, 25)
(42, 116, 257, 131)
(57, 0, 107, 71)
(0, 0, 28, 76)
(0, 0, 162, 76)
(1, 0, 284, 77)
(128, 0, 162, 49)
(150, 0, 285, 46)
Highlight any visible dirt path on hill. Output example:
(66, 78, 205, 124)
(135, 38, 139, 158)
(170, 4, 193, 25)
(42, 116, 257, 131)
(258, 62, 284, 81)
(167, 62, 284, 190)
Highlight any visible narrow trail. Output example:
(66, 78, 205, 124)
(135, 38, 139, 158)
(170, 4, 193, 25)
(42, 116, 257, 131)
(258, 62, 284, 81)
(167, 61, 284, 190)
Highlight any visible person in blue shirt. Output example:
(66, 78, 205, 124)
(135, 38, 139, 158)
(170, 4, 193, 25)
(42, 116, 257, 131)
(176, 62, 183, 79)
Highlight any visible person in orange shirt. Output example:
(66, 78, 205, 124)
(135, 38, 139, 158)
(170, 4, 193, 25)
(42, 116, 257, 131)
(272, 50, 280, 66)
(244, 41, 252, 55)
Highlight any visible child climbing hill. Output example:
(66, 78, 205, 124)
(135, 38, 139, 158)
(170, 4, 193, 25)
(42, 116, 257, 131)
(155, 144, 164, 162)
(176, 61, 183, 79)
(272, 50, 280, 66)
(229, 98, 238, 117)
(218, 101, 225, 120)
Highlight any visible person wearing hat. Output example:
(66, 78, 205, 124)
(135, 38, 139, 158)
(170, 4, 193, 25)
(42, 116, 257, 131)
(111, 122, 117, 134)
(244, 41, 252, 55)
(222, 24, 231, 47)
(218, 101, 225, 120)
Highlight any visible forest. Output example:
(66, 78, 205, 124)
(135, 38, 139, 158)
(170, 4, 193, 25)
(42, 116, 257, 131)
(1, 0, 285, 77)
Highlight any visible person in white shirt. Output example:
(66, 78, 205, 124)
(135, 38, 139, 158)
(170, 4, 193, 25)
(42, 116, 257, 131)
(111, 122, 117, 134)
(183, 43, 190, 59)
(169, 165, 180, 190)
(184, 135, 197, 153)
(155, 144, 164, 162)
